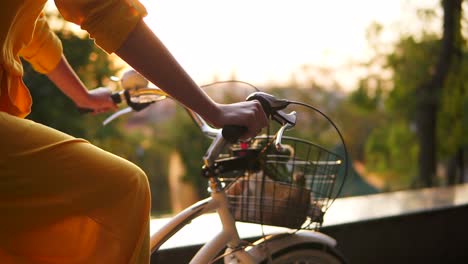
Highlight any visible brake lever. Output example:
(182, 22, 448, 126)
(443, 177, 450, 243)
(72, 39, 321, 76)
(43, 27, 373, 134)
(102, 107, 133, 125)
(246, 92, 289, 115)
(273, 110, 296, 126)
(246, 92, 295, 126)
(275, 116, 295, 151)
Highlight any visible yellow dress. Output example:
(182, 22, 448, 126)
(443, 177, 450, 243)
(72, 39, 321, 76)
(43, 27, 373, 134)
(0, 1, 151, 263)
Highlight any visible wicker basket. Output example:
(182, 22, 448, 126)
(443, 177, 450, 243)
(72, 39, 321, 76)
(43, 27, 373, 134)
(223, 136, 342, 229)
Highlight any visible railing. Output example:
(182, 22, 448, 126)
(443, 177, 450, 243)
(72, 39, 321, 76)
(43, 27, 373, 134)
(151, 183, 468, 264)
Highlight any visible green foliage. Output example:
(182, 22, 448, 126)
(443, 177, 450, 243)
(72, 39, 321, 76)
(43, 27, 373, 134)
(358, 35, 439, 190)
(161, 105, 211, 198)
(25, 31, 96, 137)
(349, 80, 383, 113)
(436, 3, 467, 159)
(266, 85, 346, 148)
(340, 76, 386, 161)
(364, 120, 418, 190)
(126, 128, 172, 214)
(437, 47, 468, 158)
(361, 7, 467, 189)
(385, 35, 439, 118)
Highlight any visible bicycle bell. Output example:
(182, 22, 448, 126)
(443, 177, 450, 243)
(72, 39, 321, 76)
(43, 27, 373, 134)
(120, 69, 149, 90)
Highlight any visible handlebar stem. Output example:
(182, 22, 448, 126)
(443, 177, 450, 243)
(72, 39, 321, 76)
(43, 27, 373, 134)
(185, 109, 220, 139)
(183, 108, 229, 169)
(202, 131, 228, 168)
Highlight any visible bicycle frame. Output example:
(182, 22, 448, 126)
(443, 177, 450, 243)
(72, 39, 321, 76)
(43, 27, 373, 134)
(149, 179, 338, 264)
(150, 185, 256, 263)
(110, 83, 341, 263)
(148, 107, 337, 263)
(147, 106, 257, 263)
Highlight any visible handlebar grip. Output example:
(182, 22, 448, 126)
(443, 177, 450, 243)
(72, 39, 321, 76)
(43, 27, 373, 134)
(77, 92, 122, 115)
(222, 125, 248, 143)
(111, 93, 122, 104)
(222, 92, 288, 143)
(77, 107, 93, 114)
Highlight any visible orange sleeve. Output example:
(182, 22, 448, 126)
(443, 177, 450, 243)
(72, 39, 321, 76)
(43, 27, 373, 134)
(54, 0, 147, 54)
(19, 14, 63, 74)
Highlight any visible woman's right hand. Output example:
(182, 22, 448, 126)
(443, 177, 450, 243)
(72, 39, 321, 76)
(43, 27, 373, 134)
(209, 100, 269, 140)
(113, 21, 268, 138)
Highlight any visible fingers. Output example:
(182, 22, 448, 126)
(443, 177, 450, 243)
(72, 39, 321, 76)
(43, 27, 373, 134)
(240, 100, 269, 140)
(253, 100, 269, 127)
(91, 105, 116, 115)
(204, 100, 270, 140)
(94, 96, 118, 114)
(79, 87, 118, 115)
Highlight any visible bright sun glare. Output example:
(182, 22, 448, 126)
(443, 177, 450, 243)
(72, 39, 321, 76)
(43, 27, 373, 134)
(47, 0, 440, 91)
(139, 0, 439, 90)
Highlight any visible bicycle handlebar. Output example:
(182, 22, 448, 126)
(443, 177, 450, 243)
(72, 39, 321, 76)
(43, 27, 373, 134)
(97, 86, 296, 139)
(221, 92, 296, 143)
(80, 71, 348, 212)
(103, 85, 296, 167)
(80, 70, 298, 170)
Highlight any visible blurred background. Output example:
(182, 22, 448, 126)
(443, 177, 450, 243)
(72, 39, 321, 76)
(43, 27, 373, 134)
(29, 0, 467, 216)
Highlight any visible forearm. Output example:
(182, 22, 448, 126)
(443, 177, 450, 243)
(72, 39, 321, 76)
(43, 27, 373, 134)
(115, 20, 221, 124)
(46, 55, 89, 106)
(46, 55, 115, 113)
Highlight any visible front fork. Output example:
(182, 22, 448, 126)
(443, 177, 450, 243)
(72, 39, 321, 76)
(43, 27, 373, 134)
(189, 177, 256, 264)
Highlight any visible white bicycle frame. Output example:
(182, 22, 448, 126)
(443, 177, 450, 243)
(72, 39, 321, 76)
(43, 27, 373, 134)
(151, 182, 336, 264)
(147, 108, 337, 263)
(104, 81, 339, 263)
(149, 182, 337, 263)
(150, 191, 255, 263)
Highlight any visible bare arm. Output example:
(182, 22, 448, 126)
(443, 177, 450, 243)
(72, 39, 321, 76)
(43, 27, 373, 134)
(115, 20, 267, 138)
(46, 55, 116, 113)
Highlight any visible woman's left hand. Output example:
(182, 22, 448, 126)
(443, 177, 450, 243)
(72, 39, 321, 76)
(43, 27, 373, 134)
(77, 87, 117, 114)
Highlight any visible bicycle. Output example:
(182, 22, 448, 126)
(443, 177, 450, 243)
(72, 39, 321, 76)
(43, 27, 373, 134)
(96, 70, 349, 264)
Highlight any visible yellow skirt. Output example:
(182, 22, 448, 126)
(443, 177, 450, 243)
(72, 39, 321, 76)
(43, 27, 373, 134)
(0, 112, 151, 263)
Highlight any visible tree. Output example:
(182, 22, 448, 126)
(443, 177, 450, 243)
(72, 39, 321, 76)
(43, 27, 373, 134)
(414, 0, 463, 187)
(437, 28, 467, 185)
(356, 0, 466, 190)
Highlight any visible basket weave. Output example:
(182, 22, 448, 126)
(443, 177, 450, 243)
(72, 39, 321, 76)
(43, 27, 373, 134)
(226, 175, 310, 228)
(223, 136, 342, 229)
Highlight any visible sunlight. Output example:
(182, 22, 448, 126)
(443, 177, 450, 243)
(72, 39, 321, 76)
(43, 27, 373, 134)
(46, 0, 440, 91)
(139, 0, 439, 90)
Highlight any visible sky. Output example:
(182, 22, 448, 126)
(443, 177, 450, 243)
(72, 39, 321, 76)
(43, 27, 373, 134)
(47, 0, 442, 91)
(138, 0, 441, 91)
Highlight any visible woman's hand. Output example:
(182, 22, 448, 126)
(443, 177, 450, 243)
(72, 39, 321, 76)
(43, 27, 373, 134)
(76, 87, 117, 114)
(211, 100, 269, 140)
(115, 21, 268, 137)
